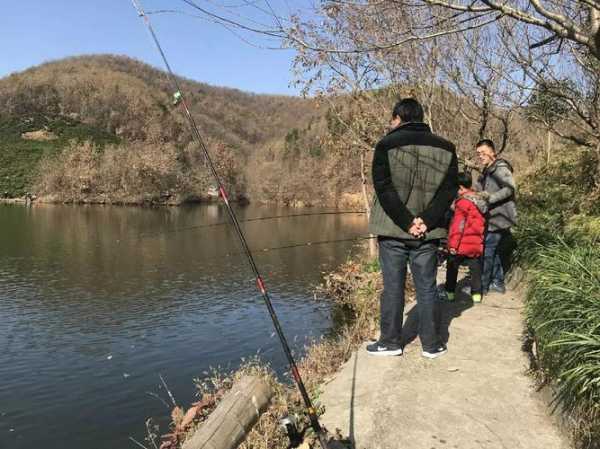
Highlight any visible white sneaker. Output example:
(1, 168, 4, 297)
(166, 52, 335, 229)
(422, 346, 447, 359)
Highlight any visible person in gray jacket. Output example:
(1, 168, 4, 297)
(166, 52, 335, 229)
(367, 98, 458, 359)
(474, 139, 517, 294)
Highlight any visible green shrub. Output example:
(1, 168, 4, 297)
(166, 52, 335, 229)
(519, 148, 599, 217)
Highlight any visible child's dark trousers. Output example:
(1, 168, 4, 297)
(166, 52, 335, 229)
(445, 255, 482, 295)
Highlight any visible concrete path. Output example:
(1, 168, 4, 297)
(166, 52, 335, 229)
(320, 282, 569, 449)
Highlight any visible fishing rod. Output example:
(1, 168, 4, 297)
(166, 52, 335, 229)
(129, 2, 331, 447)
(225, 235, 375, 257)
(137, 210, 366, 240)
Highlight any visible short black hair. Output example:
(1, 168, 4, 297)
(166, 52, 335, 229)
(476, 139, 496, 153)
(457, 171, 472, 188)
(392, 98, 424, 123)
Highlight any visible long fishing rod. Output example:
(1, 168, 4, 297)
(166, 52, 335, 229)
(137, 210, 366, 240)
(129, 2, 330, 447)
(225, 235, 375, 257)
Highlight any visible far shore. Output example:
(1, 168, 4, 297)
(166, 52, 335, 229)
(0, 197, 29, 205)
(0, 195, 251, 207)
(0, 194, 362, 209)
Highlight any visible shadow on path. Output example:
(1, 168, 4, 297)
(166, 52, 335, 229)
(401, 277, 474, 348)
(344, 278, 474, 447)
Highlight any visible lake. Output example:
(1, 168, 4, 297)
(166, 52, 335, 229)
(0, 203, 367, 449)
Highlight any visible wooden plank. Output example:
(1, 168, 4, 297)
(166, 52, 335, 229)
(182, 375, 273, 449)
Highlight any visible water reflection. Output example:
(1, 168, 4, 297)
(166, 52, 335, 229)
(0, 203, 366, 449)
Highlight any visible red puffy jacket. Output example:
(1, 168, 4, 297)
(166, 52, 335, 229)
(447, 192, 487, 258)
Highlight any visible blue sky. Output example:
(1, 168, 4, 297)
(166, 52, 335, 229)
(0, 0, 306, 95)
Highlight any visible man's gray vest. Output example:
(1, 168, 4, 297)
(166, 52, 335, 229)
(369, 123, 457, 241)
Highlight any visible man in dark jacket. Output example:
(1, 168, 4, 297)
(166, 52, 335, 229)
(367, 98, 458, 359)
(474, 139, 517, 294)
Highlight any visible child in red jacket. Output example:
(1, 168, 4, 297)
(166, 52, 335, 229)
(442, 172, 488, 303)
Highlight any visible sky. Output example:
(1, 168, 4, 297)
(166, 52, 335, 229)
(0, 0, 307, 95)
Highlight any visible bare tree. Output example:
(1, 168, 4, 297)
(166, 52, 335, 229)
(414, 0, 600, 60)
(526, 81, 573, 164)
(151, 0, 600, 181)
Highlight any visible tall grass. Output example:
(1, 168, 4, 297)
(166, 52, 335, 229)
(512, 211, 563, 266)
(525, 241, 600, 446)
(516, 146, 600, 447)
(517, 146, 600, 447)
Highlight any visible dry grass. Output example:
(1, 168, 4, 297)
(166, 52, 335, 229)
(21, 129, 58, 141)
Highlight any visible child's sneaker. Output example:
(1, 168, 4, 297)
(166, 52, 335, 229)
(472, 293, 482, 303)
(489, 282, 506, 294)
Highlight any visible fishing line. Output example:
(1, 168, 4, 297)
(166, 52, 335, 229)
(130, 2, 331, 446)
(136, 210, 366, 240)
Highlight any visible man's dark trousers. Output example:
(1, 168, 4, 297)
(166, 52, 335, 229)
(378, 236, 441, 352)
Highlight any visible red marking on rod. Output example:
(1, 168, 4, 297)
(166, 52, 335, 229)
(256, 276, 266, 295)
(219, 187, 229, 202)
(291, 366, 301, 383)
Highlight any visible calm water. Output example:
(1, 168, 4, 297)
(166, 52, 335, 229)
(0, 203, 367, 449)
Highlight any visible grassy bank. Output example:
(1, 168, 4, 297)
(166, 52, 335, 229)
(516, 149, 600, 448)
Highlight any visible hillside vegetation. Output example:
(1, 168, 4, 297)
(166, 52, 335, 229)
(0, 54, 543, 207)
(0, 55, 328, 203)
(0, 113, 118, 196)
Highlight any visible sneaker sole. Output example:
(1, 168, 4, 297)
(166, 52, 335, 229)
(367, 349, 403, 357)
(422, 349, 447, 359)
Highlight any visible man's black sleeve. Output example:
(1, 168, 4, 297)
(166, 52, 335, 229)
(372, 142, 415, 232)
(419, 151, 459, 230)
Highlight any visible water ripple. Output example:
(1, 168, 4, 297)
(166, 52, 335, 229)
(0, 204, 366, 449)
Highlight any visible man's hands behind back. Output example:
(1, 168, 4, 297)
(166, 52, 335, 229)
(409, 217, 427, 239)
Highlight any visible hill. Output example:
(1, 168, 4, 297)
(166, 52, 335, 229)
(1, 54, 541, 209)
(0, 55, 325, 203)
